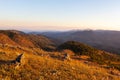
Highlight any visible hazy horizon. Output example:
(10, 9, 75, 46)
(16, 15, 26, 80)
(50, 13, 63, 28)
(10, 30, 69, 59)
(0, 0, 120, 31)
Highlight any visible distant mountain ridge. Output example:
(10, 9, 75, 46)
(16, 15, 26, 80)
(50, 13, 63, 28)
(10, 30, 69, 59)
(37, 30, 120, 54)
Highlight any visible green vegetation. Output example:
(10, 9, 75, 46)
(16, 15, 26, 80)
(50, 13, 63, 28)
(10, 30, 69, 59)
(58, 41, 120, 70)
(58, 41, 97, 55)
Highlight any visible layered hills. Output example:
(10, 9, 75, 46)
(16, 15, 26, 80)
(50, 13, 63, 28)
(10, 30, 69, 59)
(0, 30, 120, 80)
(39, 30, 120, 54)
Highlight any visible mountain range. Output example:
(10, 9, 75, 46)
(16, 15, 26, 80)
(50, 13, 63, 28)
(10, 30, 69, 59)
(36, 30, 120, 54)
(0, 30, 120, 80)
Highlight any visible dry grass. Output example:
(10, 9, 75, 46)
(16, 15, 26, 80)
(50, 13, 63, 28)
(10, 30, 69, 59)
(0, 44, 120, 80)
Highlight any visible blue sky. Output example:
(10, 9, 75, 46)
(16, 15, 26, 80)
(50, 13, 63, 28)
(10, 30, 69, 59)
(0, 0, 120, 31)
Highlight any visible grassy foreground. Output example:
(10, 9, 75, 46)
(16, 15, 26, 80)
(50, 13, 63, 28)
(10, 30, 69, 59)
(0, 44, 120, 80)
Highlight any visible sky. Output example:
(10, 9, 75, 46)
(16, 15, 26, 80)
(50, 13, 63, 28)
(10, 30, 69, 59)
(0, 0, 120, 31)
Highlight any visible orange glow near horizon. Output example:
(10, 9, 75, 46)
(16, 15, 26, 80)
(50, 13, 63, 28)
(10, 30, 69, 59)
(0, 20, 120, 31)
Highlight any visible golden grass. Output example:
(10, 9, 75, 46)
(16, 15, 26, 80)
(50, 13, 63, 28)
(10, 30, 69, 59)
(0, 45, 120, 80)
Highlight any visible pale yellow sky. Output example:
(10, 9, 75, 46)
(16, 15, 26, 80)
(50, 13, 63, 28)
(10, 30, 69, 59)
(0, 20, 120, 31)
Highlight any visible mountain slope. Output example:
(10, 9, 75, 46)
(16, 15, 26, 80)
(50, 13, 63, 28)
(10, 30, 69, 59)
(0, 33, 17, 46)
(27, 34, 55, 51)
(0, 43, 120, 80)
(0, 30, 55, 50)
(58, 41, 120, 70)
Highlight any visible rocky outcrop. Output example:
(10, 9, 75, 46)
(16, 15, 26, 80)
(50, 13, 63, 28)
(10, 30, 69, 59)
(14, 54, 25, 64)
(13, 53, 25, 69)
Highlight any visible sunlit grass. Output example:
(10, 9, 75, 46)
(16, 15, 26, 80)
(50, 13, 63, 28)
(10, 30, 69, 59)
(0, 44, 120, 80)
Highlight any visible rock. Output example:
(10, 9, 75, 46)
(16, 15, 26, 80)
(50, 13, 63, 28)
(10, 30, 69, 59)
(14, 53, 26, 69)
(14, 53, 25, 65)
(64, 53, 71, 61)
(15, 54, 23, 62)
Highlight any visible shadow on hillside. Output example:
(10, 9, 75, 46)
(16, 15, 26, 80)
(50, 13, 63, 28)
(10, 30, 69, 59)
(50, 55, 63, 61)
(0, 60, 14, 65)
(0, 54, 23, 65)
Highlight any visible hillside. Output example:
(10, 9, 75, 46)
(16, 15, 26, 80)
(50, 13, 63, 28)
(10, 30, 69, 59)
(0, 30, 55, 51)
(27, 34, 55, 51)
(58, 41, 120, 70)
(0, 30, 120, 80)
(0, 43, 120, 80)
(0, 33, 17, 46)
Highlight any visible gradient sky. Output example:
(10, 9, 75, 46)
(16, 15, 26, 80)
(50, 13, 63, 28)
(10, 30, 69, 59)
(0, 0, 120, 31)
